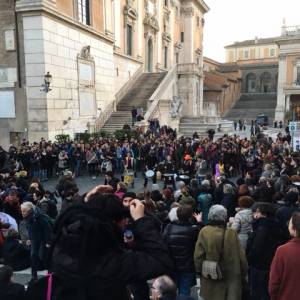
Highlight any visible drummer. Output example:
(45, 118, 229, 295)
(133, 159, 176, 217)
(144, 150, 158, 188)
(162, 155, 176, 189)
(181, 154, 195, 178)
(124, 152, 135, 175)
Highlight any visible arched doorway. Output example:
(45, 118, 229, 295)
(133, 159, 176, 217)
(246, 73, 256, 93)
(260, 72, 272, 93)
(147, 39, 153, 72)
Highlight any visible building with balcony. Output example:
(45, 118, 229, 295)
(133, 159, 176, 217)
(0, 0, 209, 148)
(275, 23, 300, 121)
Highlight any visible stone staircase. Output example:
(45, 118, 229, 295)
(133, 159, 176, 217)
(179, 117, 233, 137)
(101, 72, 167, 133)
(225, 93, 277, 123)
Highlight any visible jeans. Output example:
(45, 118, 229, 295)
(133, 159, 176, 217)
(31, 241, 45, 279)
(176, 272, 196, 296)
(75, 160, 81, 177)
(249, 267, 270, 300)
(32, 170, 40, 180)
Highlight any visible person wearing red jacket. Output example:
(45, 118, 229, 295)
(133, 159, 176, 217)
(269, 211, 300, 300)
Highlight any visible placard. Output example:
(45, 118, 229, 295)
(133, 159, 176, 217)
(79, 62, 93, 82)
(5, 30, 15, 51)
(0, 91, 16, 118)
(79, 91, 95, 116)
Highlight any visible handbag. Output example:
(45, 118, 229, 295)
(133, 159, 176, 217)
(201, 228, 226, 280)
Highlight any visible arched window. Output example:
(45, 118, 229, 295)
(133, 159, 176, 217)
(260, 72, 272, 93)
(147, 39, 153, 72)
(246, 73, 256, 93)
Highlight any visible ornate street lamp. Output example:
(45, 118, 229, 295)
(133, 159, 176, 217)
(41, 72, 52, 93)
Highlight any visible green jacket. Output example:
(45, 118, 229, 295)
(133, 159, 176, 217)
(194, 225, 248, 300)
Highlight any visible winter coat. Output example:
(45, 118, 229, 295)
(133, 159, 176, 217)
(194, 225, 248, 300)
(2, 237, 31, 271)
(0, 282, 25, 300)
(269, 238, 300, 300)
(197, 193, 212, 225)
(49, 206, 174, 300)
(220, 193, 237, 218)
(163, 221, 200, 273)
(231, 208, 253, 249)
(246, 217, 284, 271)
(25, 208, 53, 246)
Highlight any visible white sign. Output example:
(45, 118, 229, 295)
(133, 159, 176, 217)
(289, 122, 297, 132)
(293, 136, 300, 152)
(79, 91, 95, 116)
(0, 91, 16, 118)
(79, 63, 93, 82)
(5, 30, 15, 51)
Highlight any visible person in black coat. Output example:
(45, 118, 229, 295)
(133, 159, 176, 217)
(27, 190, 174, 300)
(0, 265, 25, 300)
(276, 191, 300, 241)
(2, 230, 31, 271)
(20, 202, 53, 283)
(246, 202, 285, 300)
(163, 205, 202, 296)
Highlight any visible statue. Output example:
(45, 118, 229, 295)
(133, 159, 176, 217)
(170, 96, 182, 118)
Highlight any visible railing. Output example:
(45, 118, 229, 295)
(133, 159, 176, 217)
(115, 65, 143, 106)
(144, 64, 177, 122)
(93, 65, 143, 132)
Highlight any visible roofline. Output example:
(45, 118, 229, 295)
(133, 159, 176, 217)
(197, 0, 210, 13)
(225, 37, 280, 49)
(203, 56, 222, 65)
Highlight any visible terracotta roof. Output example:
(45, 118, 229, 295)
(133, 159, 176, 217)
(225, 36, 280, 48)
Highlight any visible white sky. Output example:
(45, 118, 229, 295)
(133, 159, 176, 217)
(203, 0, 300, 62)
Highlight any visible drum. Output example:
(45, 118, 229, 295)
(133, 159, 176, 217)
(124, 172, 134, 184)
(179, 174, 190, 185)
(163, 173, 174, 183)
(145, 170, 155, 178)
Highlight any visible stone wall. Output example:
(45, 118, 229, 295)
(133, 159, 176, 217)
(113, 53, 142, 95)
(22, 14, 115, 141)
(0, 0, 27, 149)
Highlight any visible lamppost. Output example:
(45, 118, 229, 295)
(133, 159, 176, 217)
(41, 72, 52, 93)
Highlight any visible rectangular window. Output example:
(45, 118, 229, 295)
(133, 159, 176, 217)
(196, 57, 200, 65)
(197, 16, 200, 27)
(297, 66, 300, 85)
(181, 32, 184, 43)
(164, 0, 168, 6)
(270, 48, 276, 57)
(164, 47, 168, 69)
(244, 50, 249, 59)
(126, 24, 133, 56)
(78, 0, 90, 25)
(175, 53, 179, 64)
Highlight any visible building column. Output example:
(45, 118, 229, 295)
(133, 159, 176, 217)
(275, 54, 287, 121)
(182, 6, 194, 63)
(286, 94, 291, 112)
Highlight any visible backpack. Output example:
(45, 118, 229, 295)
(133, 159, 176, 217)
(47, 200, 58, 219)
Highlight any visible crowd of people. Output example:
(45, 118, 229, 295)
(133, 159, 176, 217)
(0, 124, 300, 300)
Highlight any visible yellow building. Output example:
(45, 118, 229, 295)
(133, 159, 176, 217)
(225, 37, 279, 64)
(275, 23, 300, 121)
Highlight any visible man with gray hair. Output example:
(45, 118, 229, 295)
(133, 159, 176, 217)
(20, 202, 53, 285)
(151, 275, 195, 300)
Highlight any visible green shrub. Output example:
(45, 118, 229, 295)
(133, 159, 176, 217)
(55, 134, 70, 143)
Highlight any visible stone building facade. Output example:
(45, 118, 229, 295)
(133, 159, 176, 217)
(0, 0, 209, 148)
(275, 24, 300, 121)
(224, 37, 279, 94)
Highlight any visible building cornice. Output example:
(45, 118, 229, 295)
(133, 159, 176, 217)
(113, 51, 143, 64)
(180, 0, 209, 13)
(16, 0, 114, 45)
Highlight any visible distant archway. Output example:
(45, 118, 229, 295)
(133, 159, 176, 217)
(260, 72, 272, 93)
(147, 39, 153, 72)
(246, 73, 256, 93)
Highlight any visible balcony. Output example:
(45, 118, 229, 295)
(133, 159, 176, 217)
(284, 81, 300, 94)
